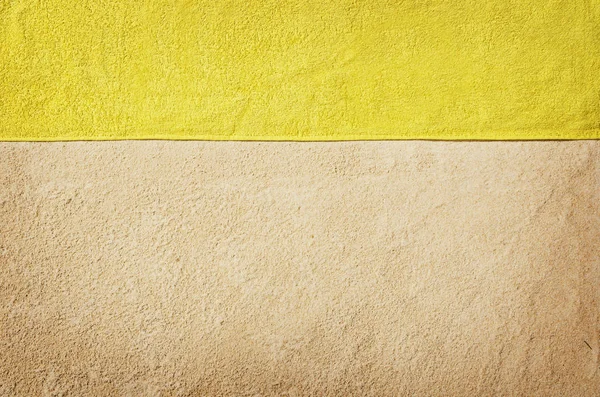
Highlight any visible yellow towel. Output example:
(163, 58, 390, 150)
(1, 0, 599, 141)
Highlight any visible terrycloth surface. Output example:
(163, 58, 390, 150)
(1, 141, 599, 396)
(1, 0, 599, 141)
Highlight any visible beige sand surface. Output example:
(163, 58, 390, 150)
(0, 141, 599, 396)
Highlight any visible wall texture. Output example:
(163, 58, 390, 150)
(0, 141, 599, 396)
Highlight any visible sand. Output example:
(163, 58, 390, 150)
(0, 141, 599, 396)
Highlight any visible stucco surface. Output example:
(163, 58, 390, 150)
(0, 141, 599, 396)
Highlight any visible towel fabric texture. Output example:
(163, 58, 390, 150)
(1, 0, 599, 141)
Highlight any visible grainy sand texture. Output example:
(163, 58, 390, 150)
(0, 141, 599, 396)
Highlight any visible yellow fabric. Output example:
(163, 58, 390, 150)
(1, 0, 599, 141)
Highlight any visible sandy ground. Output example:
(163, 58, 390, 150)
(0, 141, 599, 396)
